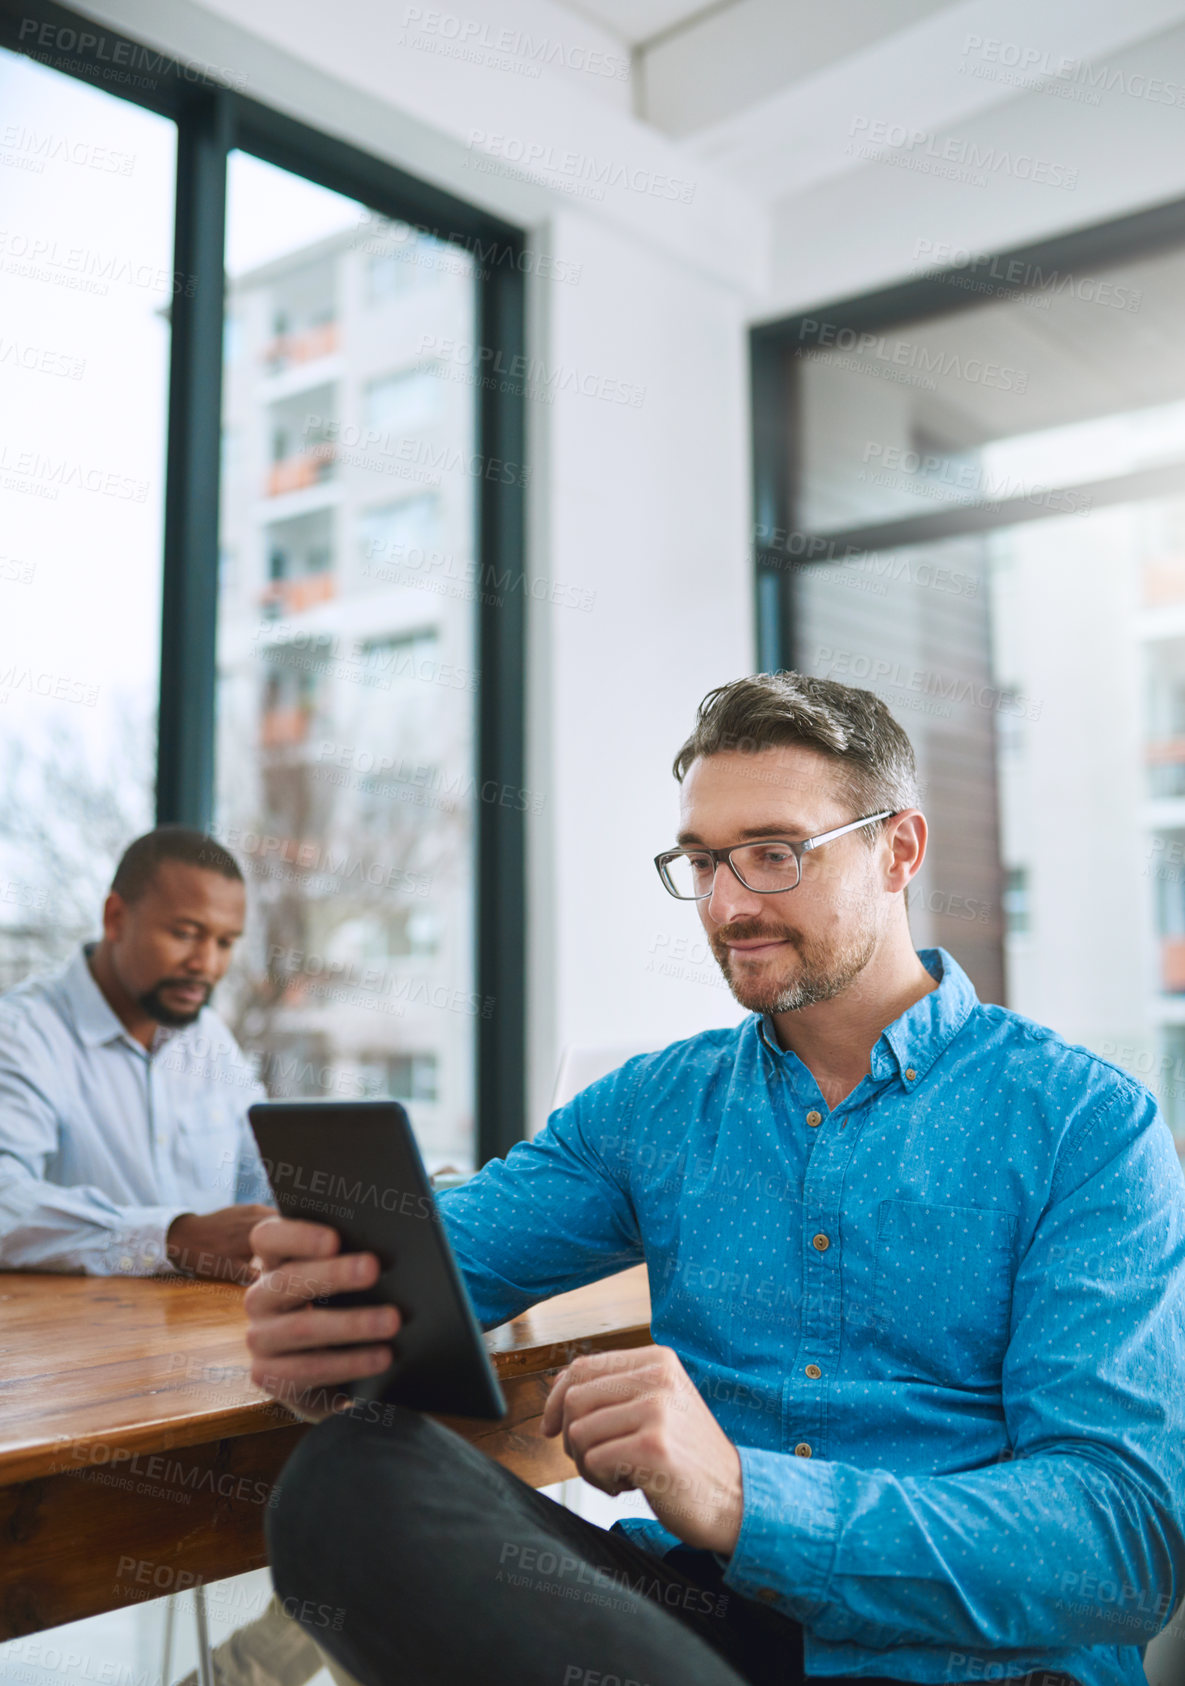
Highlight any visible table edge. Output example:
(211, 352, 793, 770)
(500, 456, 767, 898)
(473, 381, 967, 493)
(0, 1318, 654, 1488)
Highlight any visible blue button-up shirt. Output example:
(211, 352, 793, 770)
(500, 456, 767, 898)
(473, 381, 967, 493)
(0, 947, 270, 1274)
(440, 948, 1185, 1686)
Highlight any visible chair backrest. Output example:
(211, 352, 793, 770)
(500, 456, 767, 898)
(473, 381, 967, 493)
(550, 1044, 659, 1112)
(1144, 1601, 1185, 1684)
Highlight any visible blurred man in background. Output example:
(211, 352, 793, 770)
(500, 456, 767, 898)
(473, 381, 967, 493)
(0, 825, 274, 1279)
(0, 823, 352, 1686)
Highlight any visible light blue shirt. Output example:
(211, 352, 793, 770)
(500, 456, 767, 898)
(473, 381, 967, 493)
(0, 947, 270, 1274)
(440, 948, 1185, 1686)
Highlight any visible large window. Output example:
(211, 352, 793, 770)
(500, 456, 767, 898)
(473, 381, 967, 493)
(215, 154, 479, 1169)
(755, 236, 1185, 1152)
(0, 46, 171, 987)
(0, 5, 528, 1164)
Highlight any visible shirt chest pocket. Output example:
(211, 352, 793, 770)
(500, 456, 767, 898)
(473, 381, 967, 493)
(871, 1199, 1017, 1388)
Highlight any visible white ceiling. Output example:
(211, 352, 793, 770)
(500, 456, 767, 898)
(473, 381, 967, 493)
(641, 0, 954, 135)
(555, 0, 1185, 203)
(568, 0, 948, 61)
(537, 0, 1185, 315)
(559, 0, 740, 50)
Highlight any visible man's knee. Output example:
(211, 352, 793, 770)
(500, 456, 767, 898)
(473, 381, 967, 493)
(268, 1411, 388, 1587)
(267, 1406, 448, 1596)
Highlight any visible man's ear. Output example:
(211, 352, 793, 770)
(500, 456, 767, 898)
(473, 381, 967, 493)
(883, 810, 927, 893)
(101, 890, 127, 944)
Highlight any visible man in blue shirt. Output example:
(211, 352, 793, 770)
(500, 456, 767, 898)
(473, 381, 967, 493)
(245, 672, 1185, 1686)
(0, 826, 274, 1279)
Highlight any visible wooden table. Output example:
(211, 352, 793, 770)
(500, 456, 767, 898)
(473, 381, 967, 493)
(0, 1267, 651, 1640)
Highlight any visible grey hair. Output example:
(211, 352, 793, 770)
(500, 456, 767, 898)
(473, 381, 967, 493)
(673, 671, 920, 833)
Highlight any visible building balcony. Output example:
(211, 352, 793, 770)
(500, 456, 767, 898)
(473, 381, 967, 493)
(1147, 739, 1185, 764)
(263, 321, 339, 373)
(1143, 555, 1185, 609)
(1145, 741, 1185, 801)
(260, 705, 314, 749)
(259, 572, 336, 618)
(267, 447, 335, 498)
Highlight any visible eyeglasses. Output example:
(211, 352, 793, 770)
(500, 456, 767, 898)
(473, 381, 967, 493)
(654, 812, 896, 900)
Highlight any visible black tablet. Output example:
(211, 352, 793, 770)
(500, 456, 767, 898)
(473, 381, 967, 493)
(248, 1099, 506, 1421)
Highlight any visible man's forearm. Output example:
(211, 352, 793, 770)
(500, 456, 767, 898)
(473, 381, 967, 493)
(0, 1170, 184, 1274)
(724, 1445, 1182, 1651)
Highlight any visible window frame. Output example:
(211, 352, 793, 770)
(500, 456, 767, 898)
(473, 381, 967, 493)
(1, 0, 529, 1164)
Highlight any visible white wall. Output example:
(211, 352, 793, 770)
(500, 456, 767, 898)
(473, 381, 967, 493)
(532, 207, 752, 1127)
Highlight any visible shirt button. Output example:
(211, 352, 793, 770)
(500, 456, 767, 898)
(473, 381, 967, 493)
(755, 1587, 779, 1603)
(794, 1442, 813, 1458)
(905, 1067, 917, 1081)
(805, 1109, 822, 1127)
(812, 1233, 830, 1252)
(805, 1364, 822, 1379)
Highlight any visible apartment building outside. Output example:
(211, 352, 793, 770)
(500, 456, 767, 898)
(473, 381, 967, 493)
(215, 210, 482, 1172)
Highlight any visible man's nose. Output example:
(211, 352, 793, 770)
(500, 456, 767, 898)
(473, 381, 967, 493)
(183, 941, 217, 977)
(704, 861, 766, 924)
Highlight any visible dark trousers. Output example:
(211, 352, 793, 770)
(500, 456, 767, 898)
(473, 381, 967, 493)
(267, 1406, 1080, 1686)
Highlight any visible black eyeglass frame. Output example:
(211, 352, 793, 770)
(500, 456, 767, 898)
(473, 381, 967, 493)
(654, 810, 898, 900)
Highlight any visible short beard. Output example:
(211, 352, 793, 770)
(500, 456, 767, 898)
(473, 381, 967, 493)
(137, 981, 211, 1028)
(710, 917, 878, 1016)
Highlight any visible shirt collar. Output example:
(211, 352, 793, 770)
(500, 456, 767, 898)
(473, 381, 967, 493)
(60, 946, 131, 1047)
(61, 946, 183, 1055)
(757, 947, 978, 1091)
(871, 948, 978, 1087)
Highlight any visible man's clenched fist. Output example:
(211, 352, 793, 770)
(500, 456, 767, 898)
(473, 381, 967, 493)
(541, 1344, 743, 1555)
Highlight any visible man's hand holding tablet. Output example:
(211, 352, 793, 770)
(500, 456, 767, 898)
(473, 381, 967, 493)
(243, 1100, 505, 1421)
(245, 1216, 402, 1421)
